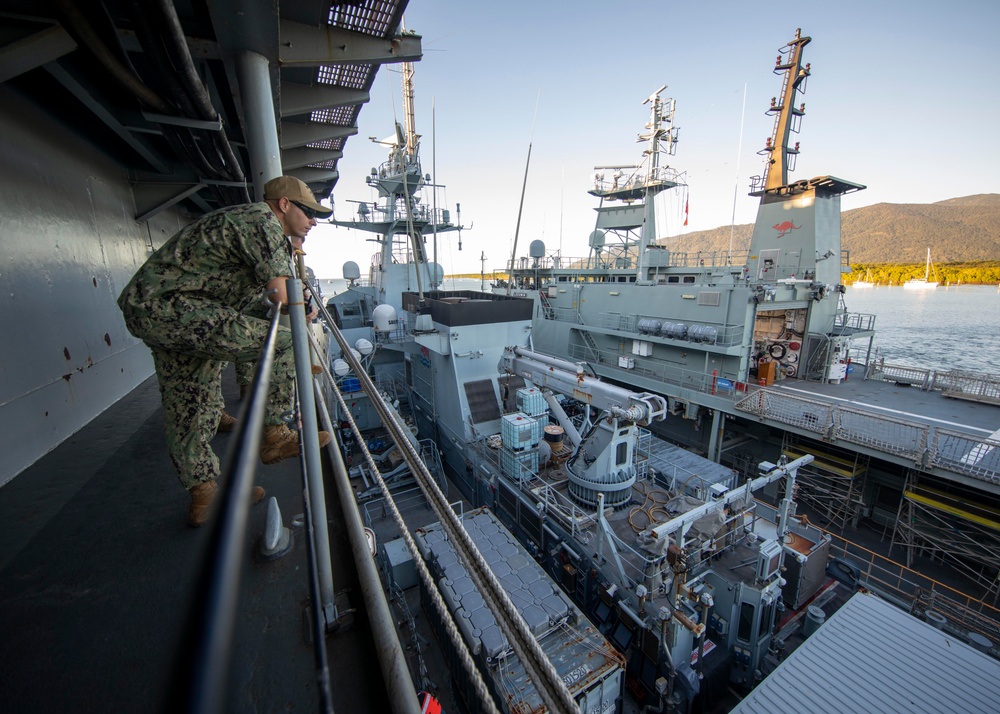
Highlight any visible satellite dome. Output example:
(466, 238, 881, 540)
(343, 261, 361, 281)
(372, 304, 397, 332)
(529, 240, 546, 259)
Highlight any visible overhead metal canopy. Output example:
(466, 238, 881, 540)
(0, 0, 420, 219)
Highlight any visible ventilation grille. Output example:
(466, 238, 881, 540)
(328, 1, 398, 37)
(465, 379, 501, 424)
(317, 63, 374, 90)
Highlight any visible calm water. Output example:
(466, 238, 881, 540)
(317, 278, 1000, 376)
(844, 284, 1000, 374)
(316, 276, 491, 297)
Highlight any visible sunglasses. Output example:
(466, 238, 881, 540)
(292, 201, 322, 220)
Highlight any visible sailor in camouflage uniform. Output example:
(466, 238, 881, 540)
(118, 176, 332, 526)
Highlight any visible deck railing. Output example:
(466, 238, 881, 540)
(867, 361, 1000, 406)
(734, 387, 999, 485)
(557, 340, 1000, 485)
(169, 302, 337, 714)
(509, 250, 747, 274)
(820, 528, 1000, 655)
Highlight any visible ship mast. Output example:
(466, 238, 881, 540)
(588, 86, 682, 279)
(330, 62, 463, 308)
(636, 86, 678, 261)
(397, 60, 427, 297)
(402, 61, 419, 163)
(759, 28, 811, 193)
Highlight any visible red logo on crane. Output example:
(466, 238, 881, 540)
(772, 221, 801, 238)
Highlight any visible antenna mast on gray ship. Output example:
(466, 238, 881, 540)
(745, 28, 866, 379)
(331, 62, 464, 308)
(588, 86, 682, 279)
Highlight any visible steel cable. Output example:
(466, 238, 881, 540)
(307, 328, 500, 714)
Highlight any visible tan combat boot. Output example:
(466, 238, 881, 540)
(217, 412, 238, 433)
(188, 480, 265, 527)
(189, 481, 218, 527)
(260, 424, 332, 465)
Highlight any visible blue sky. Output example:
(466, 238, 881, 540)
(306, 0, 1000, 277)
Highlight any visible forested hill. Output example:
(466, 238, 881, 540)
(661, 194, 1000, 263)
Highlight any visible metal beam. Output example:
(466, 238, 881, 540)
(280, 122, 357, 149)
(236, 50, 281, 198)
(280, 83, 369, 117)
(133, 182, 206, 223)
(0, 25, 77, 84)
(278, 22, 422, 66)
(140, 111, 223, 131)
(288, 167, 339, 184)
(281, 146, 344, 170)
(44, 61, 171, 174)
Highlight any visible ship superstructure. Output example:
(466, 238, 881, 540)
(521, 30, 868, 413)
(504, 29, 998, 505)
(321, 34, 998, 714)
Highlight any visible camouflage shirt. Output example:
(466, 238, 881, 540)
(118, 202, 291, 324)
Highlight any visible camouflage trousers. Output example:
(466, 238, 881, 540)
(130, 301, 295, 489)
(233, 359, 256, 387)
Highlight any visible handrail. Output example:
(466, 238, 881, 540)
(555, 338, 999, 484)
(168, 286, 341, 714)
(287, 273, 339, 625)
(167, 307, 307, 714)
(312, 378, 422, 714)
(815, 523, 1000, 649)
(307, 276, 425, 714)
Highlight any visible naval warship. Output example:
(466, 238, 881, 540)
(319, 27, 1000, 714)
(2, 2, 999, 711)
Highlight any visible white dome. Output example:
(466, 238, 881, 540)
(343, 261, 361, 281)
(372, 304, 397, 332)
(332, 359, 351, 376)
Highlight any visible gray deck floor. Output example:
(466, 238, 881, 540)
(771, 375, 1000, 437)
(0, 370, 390, 713)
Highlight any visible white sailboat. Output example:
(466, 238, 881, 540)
(903, 248, 939, 290)
(853, 268, 875, 288)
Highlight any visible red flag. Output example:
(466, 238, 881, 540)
(683, 196, 689, 227)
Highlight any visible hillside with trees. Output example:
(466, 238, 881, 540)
(660, 194, 1000, 271)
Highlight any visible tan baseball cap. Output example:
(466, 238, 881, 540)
(263, 176, 333, 218)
